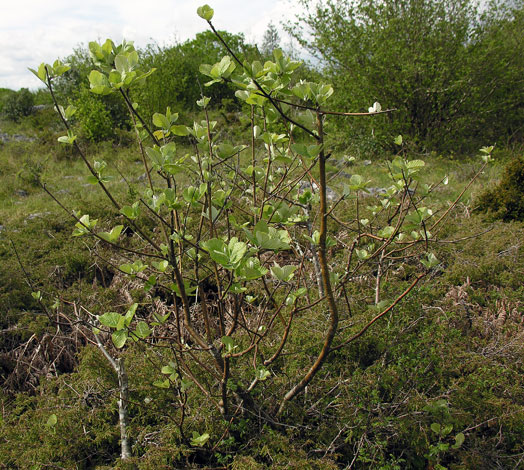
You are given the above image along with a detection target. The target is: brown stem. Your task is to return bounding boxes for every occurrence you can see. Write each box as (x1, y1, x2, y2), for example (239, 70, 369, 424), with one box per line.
(277, 111, 339, 416)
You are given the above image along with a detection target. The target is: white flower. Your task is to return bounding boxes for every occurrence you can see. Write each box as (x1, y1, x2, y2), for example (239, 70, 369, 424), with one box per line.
(368, 101, 382, 113)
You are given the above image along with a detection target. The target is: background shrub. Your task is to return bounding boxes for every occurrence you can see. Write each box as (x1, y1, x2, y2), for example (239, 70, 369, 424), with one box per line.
(476, 156, 524, 221)
(289, 0, 524, 154)
(2, 88, 34, 122)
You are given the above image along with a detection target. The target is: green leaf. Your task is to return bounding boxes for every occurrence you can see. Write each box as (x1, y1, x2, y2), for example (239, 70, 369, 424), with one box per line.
(86, 175, 99, 185)
(152, 260, 169, 272)
(190, 431, 210, 447)
(153, 379, 170, 389)
(64, 105, 76, 120)
(378, 226, 395, 238)
(421, 252, 439, 269)
(123, 303, 138, 327)
(197, 4, 214, 20)
(251, 221, 291, 251)
(394, 135, 403, 145)
(120, 260, 147, 275)
(88, 70, 112, 95)
(57, 130, 77, 145)
(170, 125, 189, 136)
(29, 63, 48, 82)
(114, 54, 129, 73)
(112, 329, 128, 348)
(99, 312, 122, 329)
(196, 96, 211, 108)
(221, 336, 237, 355)
(430, 423, 441, 434)
(134, 321, 151, 339)
(442, 424, 453, 436)
(144, 275, 157, 293)
(203, 237, 247, 269)
(356, 249, 370, 261)
(31, 291, 42, 301)
(153, 112, 171, 130)
(407, 159, 425, 170)
(161, 363, 177, 375)
(236, 256, 268, 280)
(45, 414, 57, 427)
(120, 202, 140, 219)
(52, 60, 70, 76)
(98, 225, 123, 243)
(453, 432, 465, 448)
(72, 214, 97, 236)
(271, 264, 298, 282)
(255, 367, 271, 381)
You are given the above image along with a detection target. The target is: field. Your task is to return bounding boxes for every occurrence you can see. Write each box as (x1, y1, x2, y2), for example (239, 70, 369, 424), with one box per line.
(1, 100, 523, 469)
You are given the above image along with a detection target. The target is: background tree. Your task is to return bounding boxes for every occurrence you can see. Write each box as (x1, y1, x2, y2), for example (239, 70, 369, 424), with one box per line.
(3, 88, 34, 122)
(261, 21, 281, 56)
(135, 31, 258, 118)
(287, 0, 524, 153)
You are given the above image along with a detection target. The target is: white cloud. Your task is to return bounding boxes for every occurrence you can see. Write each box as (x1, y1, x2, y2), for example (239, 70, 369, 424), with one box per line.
(0, 0, 304, 90)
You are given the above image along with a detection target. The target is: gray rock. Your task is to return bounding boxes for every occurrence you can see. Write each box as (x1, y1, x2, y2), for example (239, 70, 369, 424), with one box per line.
(326, 187, 338, 201)
(15, 189, 29, 197)
(367, 187, 387, 196)
(0, 132, 36, 143)
(298, 181, 338, 201)
(362, 159, 372, 166)
(26, 211, 52, 221)
(299, 181, 319, 191)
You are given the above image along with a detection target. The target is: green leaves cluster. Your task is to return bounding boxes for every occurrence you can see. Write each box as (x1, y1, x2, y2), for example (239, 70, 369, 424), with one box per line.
(97, 303, 150, 349)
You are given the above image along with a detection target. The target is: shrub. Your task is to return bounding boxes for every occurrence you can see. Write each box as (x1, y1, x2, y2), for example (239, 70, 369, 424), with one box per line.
(476, 156, 524, 221)
(3, 88, 34, 122)
(24, 6, 494, 467)
(72, 86, 113, 141)
(289, 0, 524, 153)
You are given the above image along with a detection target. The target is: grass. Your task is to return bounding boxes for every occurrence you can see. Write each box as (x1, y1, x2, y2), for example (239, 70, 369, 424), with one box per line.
(1, 113, 523, 469)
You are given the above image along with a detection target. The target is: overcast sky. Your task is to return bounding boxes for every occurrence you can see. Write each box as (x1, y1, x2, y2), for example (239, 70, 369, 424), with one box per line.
(0, 0, 304, 90)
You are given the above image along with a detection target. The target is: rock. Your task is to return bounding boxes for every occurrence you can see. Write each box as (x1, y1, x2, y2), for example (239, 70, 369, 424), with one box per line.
(363, 159, 372, 166)
(298, 181, 338, 201)
(0, 132, 36, 143)
(15, 189, 29, 197)
(299, 181, 319, 191)
(340, 172, 352, 179)
(26, 211, 52, 221)
(367, 187, 387, 196)
(326, 187, 338, 201)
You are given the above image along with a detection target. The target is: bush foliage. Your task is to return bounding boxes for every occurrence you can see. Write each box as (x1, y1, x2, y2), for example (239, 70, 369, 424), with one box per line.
(476, 156, 524, 221)
(2, 88, 34, 122)
(288, 0, 524, 153)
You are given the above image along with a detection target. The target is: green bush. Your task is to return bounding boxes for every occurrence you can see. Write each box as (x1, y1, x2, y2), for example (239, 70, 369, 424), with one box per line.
(476, 156, 524, 221)
(136, 31, 257, 118)
(3, 88, 34, 122)
(72, 86, 114, 141)
(289, 0, 524, 153)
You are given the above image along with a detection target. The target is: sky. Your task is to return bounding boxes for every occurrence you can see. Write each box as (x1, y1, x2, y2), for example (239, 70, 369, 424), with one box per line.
(0, 0, 304, 90)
